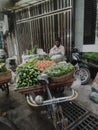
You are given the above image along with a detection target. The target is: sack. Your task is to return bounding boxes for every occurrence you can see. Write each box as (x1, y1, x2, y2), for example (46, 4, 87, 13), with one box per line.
(89, 92, 98, 104)
(92, 84, 98, 93)
(50, 54, 64, 62)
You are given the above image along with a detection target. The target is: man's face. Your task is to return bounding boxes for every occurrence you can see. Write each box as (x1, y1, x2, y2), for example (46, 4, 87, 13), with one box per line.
(55, 41, 60, 47)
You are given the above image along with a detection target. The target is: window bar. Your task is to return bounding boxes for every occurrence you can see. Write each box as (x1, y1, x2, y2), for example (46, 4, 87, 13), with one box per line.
(37, 20, 39, 47)
(49, 16, 51, 51)
(52, 15, 54, 47)
(42, 17, 45, 50)
(31, 21, 33, 45)
(32, 21, 35, 46)
(45, 16, 48, 52)
(48, 0, 51, 12)
(49, 16, 52, 51)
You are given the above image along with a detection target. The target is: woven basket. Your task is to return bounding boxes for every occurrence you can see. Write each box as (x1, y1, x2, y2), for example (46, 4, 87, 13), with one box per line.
(50, 70, 74, 87)
(0, 70, 12, 83)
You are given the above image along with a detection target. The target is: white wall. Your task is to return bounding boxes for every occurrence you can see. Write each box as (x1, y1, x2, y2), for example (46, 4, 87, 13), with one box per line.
(74, 0, 84, 52)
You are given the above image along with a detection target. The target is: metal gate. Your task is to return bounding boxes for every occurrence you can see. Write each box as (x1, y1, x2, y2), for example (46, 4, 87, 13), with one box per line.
(15, 0, 72, 62)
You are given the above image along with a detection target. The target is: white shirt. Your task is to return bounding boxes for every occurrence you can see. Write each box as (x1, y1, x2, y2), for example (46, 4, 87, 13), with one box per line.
(49, 45, 65, 57)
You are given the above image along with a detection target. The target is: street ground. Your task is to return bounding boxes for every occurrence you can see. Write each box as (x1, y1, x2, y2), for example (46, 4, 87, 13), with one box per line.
(0, 82, 98, 130)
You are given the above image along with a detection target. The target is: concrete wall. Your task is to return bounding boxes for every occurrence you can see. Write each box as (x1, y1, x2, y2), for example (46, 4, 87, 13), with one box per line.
(74, 0, 84, 52)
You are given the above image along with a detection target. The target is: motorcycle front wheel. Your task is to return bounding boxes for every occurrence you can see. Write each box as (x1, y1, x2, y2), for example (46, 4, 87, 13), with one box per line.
(75, 67, 91, 85)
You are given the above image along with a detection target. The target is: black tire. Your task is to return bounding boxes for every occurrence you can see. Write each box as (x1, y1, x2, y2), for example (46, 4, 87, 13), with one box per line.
(75, 67, 91, 85)
(0, 116, 18, 130)
(5, 83, 9, 96)
(2, 83, 9, 96)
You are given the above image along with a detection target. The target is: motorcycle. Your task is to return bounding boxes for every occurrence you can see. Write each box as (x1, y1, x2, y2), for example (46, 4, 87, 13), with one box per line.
(67, 47, 91, 85)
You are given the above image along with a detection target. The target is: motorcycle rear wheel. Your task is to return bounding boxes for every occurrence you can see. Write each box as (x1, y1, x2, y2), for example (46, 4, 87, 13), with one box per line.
(75, 67, 91, 85)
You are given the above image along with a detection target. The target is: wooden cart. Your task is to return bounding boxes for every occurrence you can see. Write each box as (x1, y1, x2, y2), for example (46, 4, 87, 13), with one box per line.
(0, 70, 12, 95)
(15, 70, 78, 130)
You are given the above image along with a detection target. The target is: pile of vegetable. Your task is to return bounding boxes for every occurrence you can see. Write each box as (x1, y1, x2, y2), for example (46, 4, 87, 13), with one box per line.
(16, 57, 55, 88)
(43, 62, 74, 77)
(35, 60, 55, 70)
(16, 66, 41, 88)
(16, 58, 74, 88)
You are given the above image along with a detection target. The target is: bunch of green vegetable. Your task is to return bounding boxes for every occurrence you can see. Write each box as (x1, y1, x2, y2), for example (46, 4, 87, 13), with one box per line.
(43, 62, 74, 77)
(16, 66, 41, 88)
(0, 63, 7, 72)
(24, 58, 38, 67)
(83, 52, 98, 60)
(26, 46, 37, 55)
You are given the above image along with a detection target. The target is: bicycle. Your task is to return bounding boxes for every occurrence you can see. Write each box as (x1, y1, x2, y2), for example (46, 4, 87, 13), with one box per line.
(26, 74, 78, 130)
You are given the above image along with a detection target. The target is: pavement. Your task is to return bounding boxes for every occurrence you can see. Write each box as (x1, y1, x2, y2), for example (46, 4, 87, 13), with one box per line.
(0, 82, 98, 130)
(76, 84, 98, 115)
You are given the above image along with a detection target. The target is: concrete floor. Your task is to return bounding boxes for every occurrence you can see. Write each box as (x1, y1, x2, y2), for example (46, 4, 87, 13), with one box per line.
(76, 84, 98, 115)
(0, 83, 98, 130)
(0, 84, 54, 130)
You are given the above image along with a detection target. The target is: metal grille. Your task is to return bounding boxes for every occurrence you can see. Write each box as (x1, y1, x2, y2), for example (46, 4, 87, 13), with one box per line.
(16, 22, 31, 59)
(60, 101, 89, 128)
(15, 0, 72, 62)
(70, 114, 98, 130)
(60, 101, 98, 130)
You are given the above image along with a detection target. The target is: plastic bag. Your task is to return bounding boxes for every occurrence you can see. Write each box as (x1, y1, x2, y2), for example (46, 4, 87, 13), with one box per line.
(89, 92, 98, 104)
(71, 77, 81, 90)
(10, 70, 16, 84)
(91, 72, 98, 93)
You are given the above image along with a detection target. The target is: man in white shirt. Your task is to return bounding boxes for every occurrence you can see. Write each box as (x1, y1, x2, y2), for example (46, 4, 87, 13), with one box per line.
(49, 37, 65, 62)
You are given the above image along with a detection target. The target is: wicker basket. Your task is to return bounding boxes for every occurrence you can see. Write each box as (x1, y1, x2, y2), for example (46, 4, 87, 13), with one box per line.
(0, 70, 12, 84)
(50, 70, 74, 87)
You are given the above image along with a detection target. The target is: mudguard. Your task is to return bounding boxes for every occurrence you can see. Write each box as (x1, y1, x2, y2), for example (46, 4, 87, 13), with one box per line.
(78, 62, 89, 69)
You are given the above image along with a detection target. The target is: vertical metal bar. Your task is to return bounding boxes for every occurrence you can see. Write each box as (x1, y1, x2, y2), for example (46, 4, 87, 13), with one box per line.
(35, 20, 37, 46)
(32, 21, 34, 46)
(49, 16, 53, 49)
(28, 7, 33, 46)
(57, 0, 59, 9)
(70, 9, 72, 55)
(42, 17, 45, 50)
(37, 19, 39, 47)
(49, 15, 51, 50)
(57, 14, 60, 37)
(38, 19, 40, 47)
(60, 0, 62, 9)
(45, 17, 48, 52)
(33, 20, 35, 46)
(61, 13, 63, 41)
(49, 0, 51, 12)
(52, 15, 54, 47)
(65, 12, 67, 54)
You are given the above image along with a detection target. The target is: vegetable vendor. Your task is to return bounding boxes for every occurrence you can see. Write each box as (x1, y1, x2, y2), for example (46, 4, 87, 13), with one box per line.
(49, 37, 65, 62)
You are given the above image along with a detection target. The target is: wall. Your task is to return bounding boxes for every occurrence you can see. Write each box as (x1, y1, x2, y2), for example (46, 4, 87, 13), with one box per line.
(74, 0, 84, 52)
